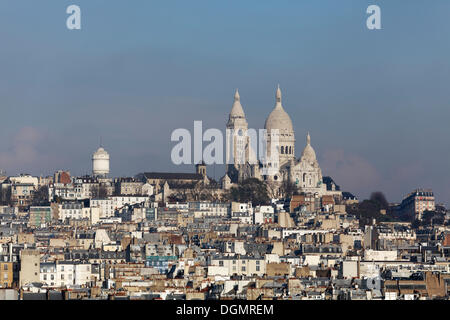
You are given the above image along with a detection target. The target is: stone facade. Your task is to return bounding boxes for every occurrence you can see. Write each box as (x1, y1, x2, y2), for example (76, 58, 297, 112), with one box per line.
(224, 86, 335, 198)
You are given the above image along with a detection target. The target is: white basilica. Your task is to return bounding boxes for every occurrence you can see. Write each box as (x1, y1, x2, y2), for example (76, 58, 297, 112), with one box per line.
(223, 86, 338, 197)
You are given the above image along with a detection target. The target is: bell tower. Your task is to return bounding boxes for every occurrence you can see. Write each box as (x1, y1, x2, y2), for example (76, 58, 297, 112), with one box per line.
(226, 89, 250, 182)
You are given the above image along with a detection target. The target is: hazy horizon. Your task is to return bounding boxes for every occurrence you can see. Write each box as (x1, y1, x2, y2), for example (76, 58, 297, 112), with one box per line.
(1, 1, 450, 205)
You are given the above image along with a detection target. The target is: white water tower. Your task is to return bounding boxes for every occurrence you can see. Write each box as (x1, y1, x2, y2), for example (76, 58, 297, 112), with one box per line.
(92, 146, 110, 177)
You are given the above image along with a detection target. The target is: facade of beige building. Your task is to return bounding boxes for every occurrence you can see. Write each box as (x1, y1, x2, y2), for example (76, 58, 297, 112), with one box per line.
(19, 249, 40, 287)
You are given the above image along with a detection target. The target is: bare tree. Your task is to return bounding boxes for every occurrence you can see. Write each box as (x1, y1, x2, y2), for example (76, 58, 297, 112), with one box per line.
(280, 179, 298, 199)
(169, 189, 188, 202)
(265, 181, 279, 199)
(0, 186, 12, 206)
(90, 185, 99, 199)
(32, 185, 50, 205)
(370, 191, 389, 209)
(226, 178, 270, 206)
(189, 181, 208, 201)
(98, 184, 108, 199)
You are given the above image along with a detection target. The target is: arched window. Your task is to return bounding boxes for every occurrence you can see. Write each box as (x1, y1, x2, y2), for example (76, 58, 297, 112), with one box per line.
(281, 146, 284, 154)
(303, 173, 306, 182)
(289, 146, 292, 154)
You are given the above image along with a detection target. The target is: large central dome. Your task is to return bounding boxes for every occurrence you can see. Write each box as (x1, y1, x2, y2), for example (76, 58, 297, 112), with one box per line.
(264, 86, 294, 133)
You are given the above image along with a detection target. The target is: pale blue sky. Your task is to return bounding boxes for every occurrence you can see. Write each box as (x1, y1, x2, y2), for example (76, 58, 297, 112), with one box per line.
(1, 1, 450, 204)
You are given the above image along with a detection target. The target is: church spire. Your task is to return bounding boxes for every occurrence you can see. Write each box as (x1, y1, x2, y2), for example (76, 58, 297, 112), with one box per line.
(227, 88, 248, 129)
(307, 132, 311, 145)
(229, 88, 245, 118)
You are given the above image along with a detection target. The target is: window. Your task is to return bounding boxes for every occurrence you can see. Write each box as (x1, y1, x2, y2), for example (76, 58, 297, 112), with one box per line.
(3, 265, 7, 270)
(256, 266, 260, 272)
(242, 266, 246, 272)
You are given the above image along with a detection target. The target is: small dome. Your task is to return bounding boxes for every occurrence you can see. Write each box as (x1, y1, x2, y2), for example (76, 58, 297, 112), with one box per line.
(93, 147, 110, 160)
(300, 133, 317, 162)
(264, 86, 294, 133)
(93, 147, 108, 156)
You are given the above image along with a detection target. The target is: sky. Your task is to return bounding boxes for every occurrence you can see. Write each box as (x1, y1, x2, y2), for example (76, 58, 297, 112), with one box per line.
(1, 0, 450, 205)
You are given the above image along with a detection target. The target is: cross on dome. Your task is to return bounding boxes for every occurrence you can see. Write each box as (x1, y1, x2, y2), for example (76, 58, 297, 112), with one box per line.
(276, 84, 282, 104)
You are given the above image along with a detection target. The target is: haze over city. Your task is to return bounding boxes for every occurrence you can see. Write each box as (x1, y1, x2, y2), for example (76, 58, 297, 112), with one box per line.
(1, 0, 450, 204)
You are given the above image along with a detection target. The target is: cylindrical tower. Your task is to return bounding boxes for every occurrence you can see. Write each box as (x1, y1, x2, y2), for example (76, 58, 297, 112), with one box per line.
(92, 147, 110, 177)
